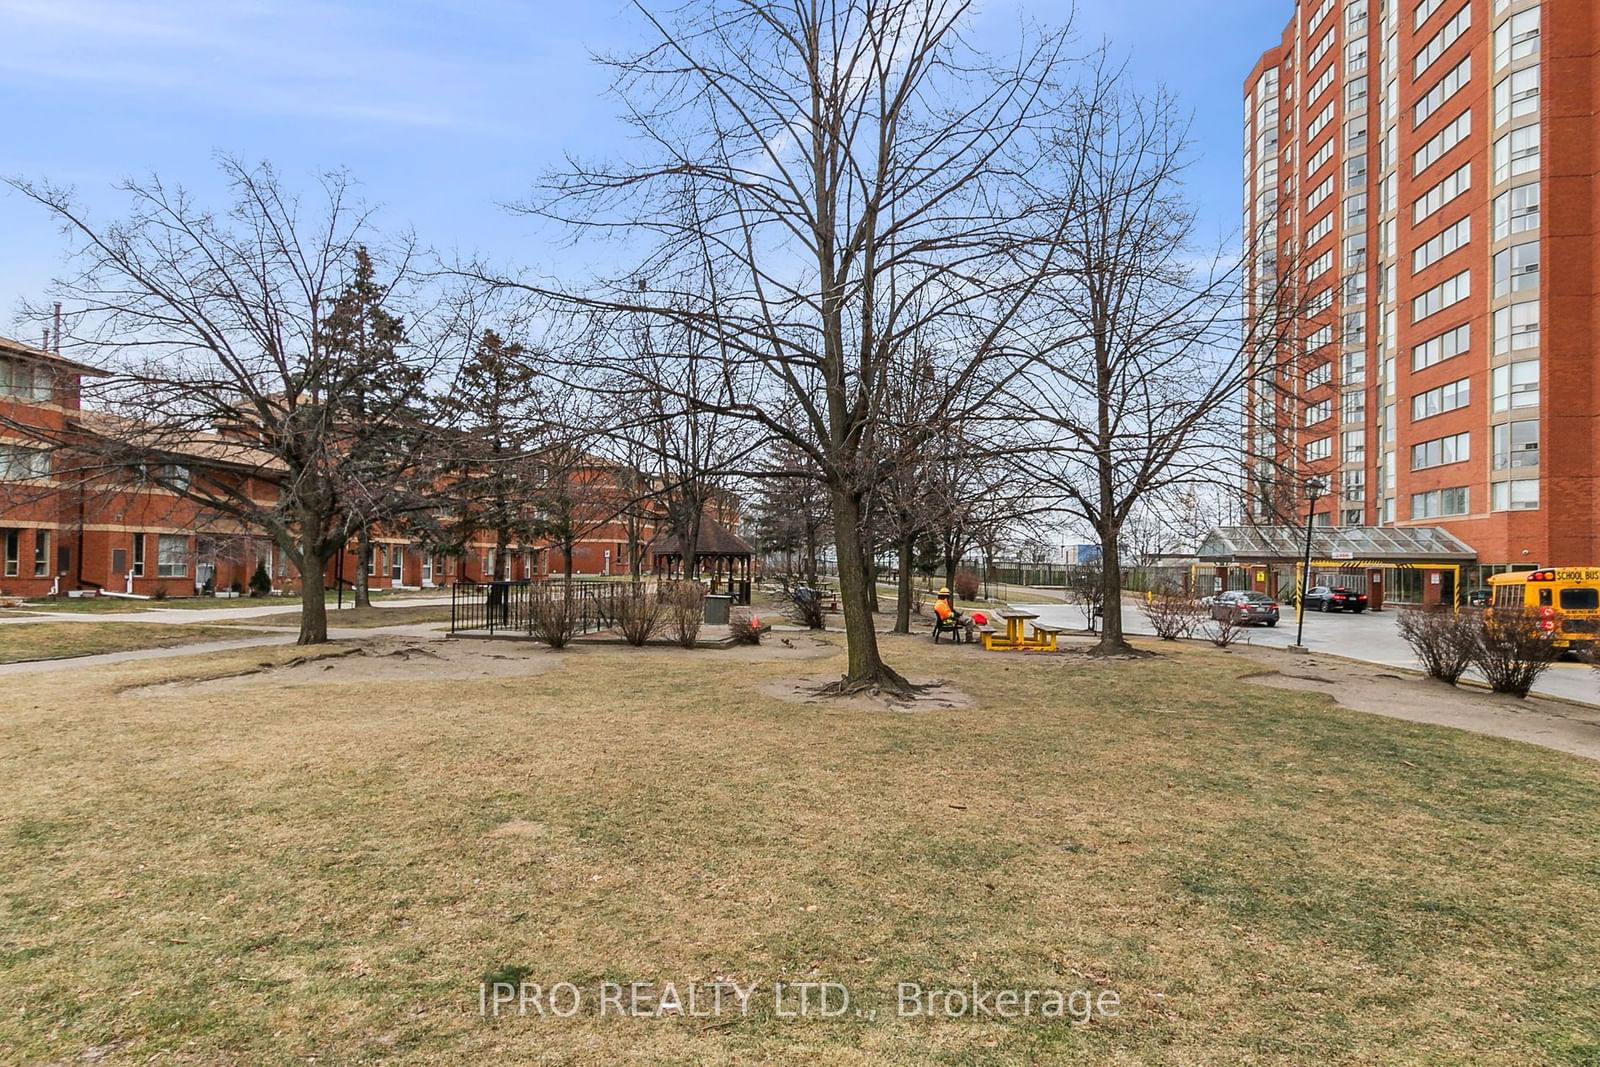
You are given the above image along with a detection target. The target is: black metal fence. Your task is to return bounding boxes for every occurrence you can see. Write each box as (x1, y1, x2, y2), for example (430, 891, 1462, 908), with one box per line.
(449, 578, 656, 637)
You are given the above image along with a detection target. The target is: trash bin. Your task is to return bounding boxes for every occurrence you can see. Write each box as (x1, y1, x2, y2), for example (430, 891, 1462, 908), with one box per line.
(704, 594, 733, 626)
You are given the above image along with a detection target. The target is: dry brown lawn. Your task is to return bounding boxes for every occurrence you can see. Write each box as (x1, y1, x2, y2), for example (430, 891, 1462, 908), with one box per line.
(0, 621, 251, 664)
(2, 632, 1598, 1064)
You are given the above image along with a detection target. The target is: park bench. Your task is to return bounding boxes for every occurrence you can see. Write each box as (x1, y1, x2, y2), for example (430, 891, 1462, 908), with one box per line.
(1028, 622, 1064, 652)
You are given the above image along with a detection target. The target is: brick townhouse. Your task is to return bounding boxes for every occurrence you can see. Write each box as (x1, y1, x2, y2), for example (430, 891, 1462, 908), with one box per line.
(2, 334, 731, 599)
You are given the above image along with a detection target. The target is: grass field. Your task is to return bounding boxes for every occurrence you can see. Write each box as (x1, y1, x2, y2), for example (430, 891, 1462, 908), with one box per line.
(0, 621, 256, 663)
(2, 633, 1598, 1063)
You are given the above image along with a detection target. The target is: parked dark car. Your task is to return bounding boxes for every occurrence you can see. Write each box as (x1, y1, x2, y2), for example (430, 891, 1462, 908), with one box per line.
(1210, 590, 1280, 626)
(1303, 585, 1369, 613)
(1466, 588, 1492, 607)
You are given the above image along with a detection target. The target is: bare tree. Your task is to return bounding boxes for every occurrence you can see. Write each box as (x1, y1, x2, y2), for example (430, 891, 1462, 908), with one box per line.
(1012, 86, 1304, 654)
(477, 0, 1091, 695)
(6, 160, 439, 643)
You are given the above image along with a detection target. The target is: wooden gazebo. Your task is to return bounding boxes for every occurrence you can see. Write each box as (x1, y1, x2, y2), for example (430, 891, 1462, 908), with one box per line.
(652, 517, 756, 605)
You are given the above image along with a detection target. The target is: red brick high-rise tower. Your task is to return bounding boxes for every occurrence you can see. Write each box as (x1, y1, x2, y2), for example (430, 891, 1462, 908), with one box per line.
(1243, 0, 1597, 572)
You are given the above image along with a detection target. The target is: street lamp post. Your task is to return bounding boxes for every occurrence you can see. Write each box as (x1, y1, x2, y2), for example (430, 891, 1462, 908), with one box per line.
(1289, 476, 1329, 653)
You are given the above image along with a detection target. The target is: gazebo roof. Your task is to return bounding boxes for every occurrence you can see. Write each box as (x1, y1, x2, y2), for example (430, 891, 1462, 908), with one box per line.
(1197, 525, 1476, 562)
(653, 516, 754, 558)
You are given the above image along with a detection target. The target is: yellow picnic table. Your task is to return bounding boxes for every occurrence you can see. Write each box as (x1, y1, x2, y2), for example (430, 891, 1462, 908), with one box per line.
(982, 608, 1059, 652)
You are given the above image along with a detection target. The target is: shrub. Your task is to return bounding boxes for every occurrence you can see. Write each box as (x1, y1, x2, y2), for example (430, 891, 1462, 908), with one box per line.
(151, 586, 168, 601)
(1474, 606, 1564, 697)
(1206, 612, 1247, 649)
(249, 561, 271, 597)
(953, 568, 980, 601)
(776, 576, 825, 630)
(614, 587, 665, 646)
(528, 585, 581, 649)
(730, 612, 764, 645)
(1142, 586, 1202, 641)
(666, 581, 706, 649)
(1396, 606, 1480, 685)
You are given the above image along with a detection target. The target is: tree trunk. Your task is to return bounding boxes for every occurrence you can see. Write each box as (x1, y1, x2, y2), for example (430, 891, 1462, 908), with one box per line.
(354, 524, 372, 608)
(823, 487, 912, 695)
(893, 531, 915, 634)
(298, 535, 328, 645)
(1096, 529, 1130, 653)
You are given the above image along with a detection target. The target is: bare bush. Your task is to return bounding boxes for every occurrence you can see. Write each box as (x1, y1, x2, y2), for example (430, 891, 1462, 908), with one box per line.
(666, 581, 707, 649)
(1142, 587, 1203, 641)
(1396, 607, 1481, 685)
(1475, 607, 1564, 697)
(774, 576, 826, 630)
(730, 611, 764, 646)
(953, 568, 980, 602)
(614, 588, 666, 647)
(529, 585, 581, 650)
(1206, 612, 1248, 649)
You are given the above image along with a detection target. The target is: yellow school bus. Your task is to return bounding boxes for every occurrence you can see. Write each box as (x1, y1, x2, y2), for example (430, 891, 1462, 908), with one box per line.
(1487, 568, 1600, 651)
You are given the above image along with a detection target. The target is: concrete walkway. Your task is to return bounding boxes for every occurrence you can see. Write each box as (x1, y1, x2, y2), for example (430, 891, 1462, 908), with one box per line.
(0, 620, 452, 676)
(0, 596, 444, 627)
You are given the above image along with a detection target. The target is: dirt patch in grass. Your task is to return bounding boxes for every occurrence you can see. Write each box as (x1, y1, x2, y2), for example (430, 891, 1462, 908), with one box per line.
(133, 635, 566, 694)
(759, 672, 972, 711)
(0, 621, 248, 663)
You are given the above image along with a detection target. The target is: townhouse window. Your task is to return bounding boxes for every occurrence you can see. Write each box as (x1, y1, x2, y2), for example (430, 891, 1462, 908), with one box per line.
(1491, 183, 1540, 240)
(33, 530, 49, 576)
(1493, 125, 1540, 183)
(0, 444, 51, 481)
(1492, 360, 1540, 411)
(1305, 399, 1332, 426)
(1306, 362, 1332, 388)
(1342, 469, 1366, 501)
(1493, 65, 1540, 127)
(1491, 479, 1539, 512)
(132, 533, 146, 577)
(1412, 269, 1470, 322)
(1493, 419, 1539, 469)
(1492, 240, 1539, 297)
(0, 359, 54, 403)
(1492, 301, 1539, 355)
(1492, 7, 1540, 71)
(3, 529, 18, 577)
(157, 534, 188, 578)
(1304, 437, 1332, 462)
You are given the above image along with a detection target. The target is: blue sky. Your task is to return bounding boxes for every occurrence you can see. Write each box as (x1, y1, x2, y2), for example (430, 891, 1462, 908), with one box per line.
(1, 0, 1291, 336)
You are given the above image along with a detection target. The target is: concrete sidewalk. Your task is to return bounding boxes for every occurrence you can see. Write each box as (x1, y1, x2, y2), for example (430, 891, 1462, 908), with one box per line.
(0, 620, 451, 676)
(0, 595, 445, 627)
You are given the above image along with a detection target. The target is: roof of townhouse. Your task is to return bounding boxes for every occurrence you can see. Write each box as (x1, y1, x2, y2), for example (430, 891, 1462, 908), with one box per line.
(72, 411, 288, 474)
(0, 335, 113, 377)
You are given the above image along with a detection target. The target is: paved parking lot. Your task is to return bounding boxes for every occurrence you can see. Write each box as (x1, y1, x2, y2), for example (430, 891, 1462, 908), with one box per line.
(1020, 596, 1600, 707)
